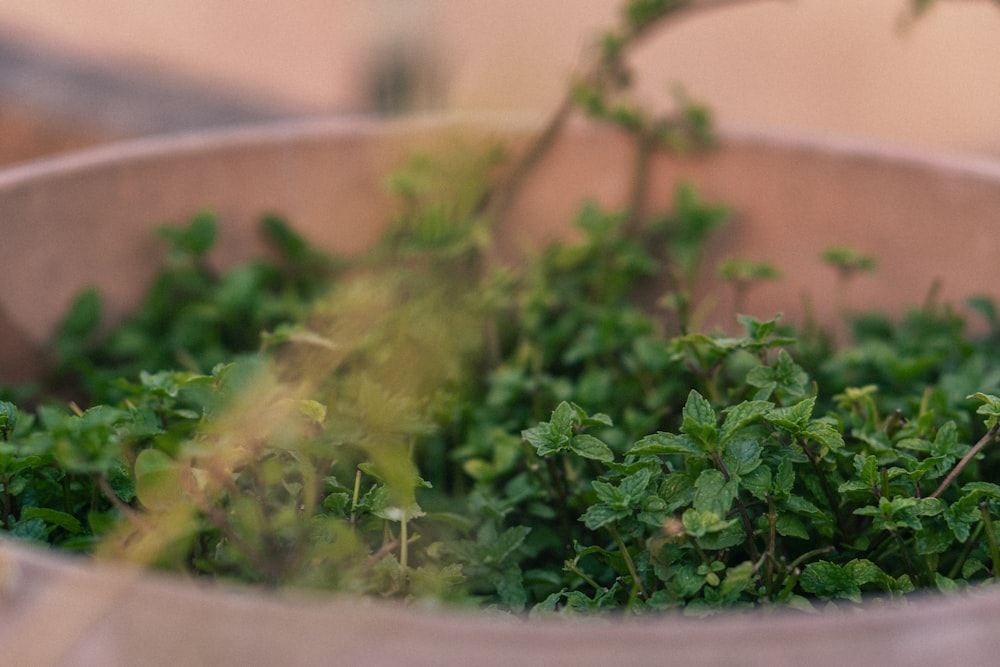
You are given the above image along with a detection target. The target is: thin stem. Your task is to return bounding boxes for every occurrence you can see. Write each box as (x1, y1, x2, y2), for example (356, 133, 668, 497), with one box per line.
(930, 421, 1000, 499)
(980, 502, 1000, 582)
(565, 558, 607, 594)
(475, 0, 783, 229)
(1, 476, 11, 531)
(785, 545, 836, 574)
(775, 546, 836, 600)
(623, 132, 655, 234)
(947, 522, 983, 580)
(800, 442, 848, 537)
(712, 452, 760, 562)
(891, 528, 918, 584)
(95, 473, 148, 532)
(201, 501, 274, 577)
(365, 539, 401, 571)
(608, 523, 647, 599)
(544, 455, 574, 542)
(350, 468, 362, 525)
(687, 533, 712, 566)
(400, 511, 409, 572)
(475, 92, 576, 224)
(765, 493, 777, 597)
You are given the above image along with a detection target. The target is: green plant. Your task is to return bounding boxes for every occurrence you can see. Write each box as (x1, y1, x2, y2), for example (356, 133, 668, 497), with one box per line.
(2, 0, 1000, 618)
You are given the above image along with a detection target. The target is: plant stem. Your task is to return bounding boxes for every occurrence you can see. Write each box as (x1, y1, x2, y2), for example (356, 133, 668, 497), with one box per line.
(880, 467, 891, 499)
(366, 539, 401, 570)
(0, 477, 10, 531)
(765, 493, 777, 597)
(350, 468, 362, 525)
(930, 421, 1000, 499)
(712, 452, 760, 561)
(800, 442, 848, 537)
(566, 558, 606, 594)
(400, 511, 409, 572)
(544, 455, 574, 542)
(608, 523, 647, 600)
(786, 545, 836, 574)
(624, 132, 655, 234)
(476, 0, 782, 228)
(95, 473, 148, 531)
(891, 528, 918, 584)
(948, 522, 983, 580)
(980, 502, 1000, 582)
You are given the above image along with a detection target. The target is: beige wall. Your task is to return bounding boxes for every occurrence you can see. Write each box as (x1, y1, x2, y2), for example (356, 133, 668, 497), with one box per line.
(0, 1, 997, 152)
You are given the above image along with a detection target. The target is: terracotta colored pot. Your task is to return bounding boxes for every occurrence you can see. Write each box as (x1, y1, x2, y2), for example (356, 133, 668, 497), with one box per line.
(2, 116, 1000, 664)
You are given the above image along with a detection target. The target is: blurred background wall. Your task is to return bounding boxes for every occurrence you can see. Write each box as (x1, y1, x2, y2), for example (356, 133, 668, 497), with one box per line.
(0, 0, 996, 164)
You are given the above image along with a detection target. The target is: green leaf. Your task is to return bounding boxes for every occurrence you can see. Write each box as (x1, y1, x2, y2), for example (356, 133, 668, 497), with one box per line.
(693, 469, 737, 517)
(969, 392, 1000, 428)
(775, 514, 809, 540)
(581, 503, 630, 530)
(784, 494, 833, 535)
(765, 397, 816, 434)
(719, 400, 772, 446)
(489, 526, 532, 564)
(931, 420, 966, 459)
(681, 508, 737, 539)
(914, 525, 953, 555)
(570, 434, 614, 462)
(721, 432, 762, 476)
(799, 560, 881, 602)
(944, 493, 981, 542)
(575, 407, 614, 429)
(660, 473, 696, 512)
(0, 402, 18, 440)
(591, 480, 627, 508)
(12, 518, 49, 541)
(522, 402, 575, 456)
(681, 390, 717, 452)
(739, 464, 771, 500)
(158, 211, 218, 257)
(369, 486, 424, 522)
(773, 457, 795, 498)
(719, 560, 755, 598)
(628, 432, 702, 457)
(913, 497, 946, 517)
(619, 467, 655, 504)
(492, 564, 528, 610)
(746, 351, 809, 400)
(844, 559, 884, 587)
(962, 481, 1000, 499)
(854, 454, 880, 487)
(261, 214, 311, 261)
(135, 449, 189, 509)
(800, 419, 844, 452)
(20, 507, 83, 533)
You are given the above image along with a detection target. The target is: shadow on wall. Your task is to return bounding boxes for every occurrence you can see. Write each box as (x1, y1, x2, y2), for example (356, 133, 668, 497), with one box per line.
(0, 34, 296, 137)
(366, 40, 445, 116)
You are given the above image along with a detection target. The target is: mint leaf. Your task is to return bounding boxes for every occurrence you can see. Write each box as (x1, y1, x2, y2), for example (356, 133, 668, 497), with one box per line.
(681, 390, 717, 452)
(570, 434, 615, 462)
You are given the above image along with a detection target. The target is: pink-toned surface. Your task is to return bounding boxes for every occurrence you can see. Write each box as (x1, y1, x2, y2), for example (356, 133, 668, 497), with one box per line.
(0, 1, 997, 152)
(2, 535, 1000, 665)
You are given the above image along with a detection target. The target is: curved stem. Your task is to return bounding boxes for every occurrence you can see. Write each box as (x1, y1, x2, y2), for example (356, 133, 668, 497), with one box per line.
(930, 421, 1000, 499)
(477, 0, 783, 227)
(608, 523, 647, 600)
(712, 451, 760, 561)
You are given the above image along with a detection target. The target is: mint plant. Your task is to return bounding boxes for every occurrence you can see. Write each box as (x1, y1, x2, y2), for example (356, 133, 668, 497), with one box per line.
(2, 0, 1000, 618)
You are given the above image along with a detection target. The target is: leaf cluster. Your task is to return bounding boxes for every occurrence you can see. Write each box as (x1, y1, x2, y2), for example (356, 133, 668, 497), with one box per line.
(2, 0, 1000, 618)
